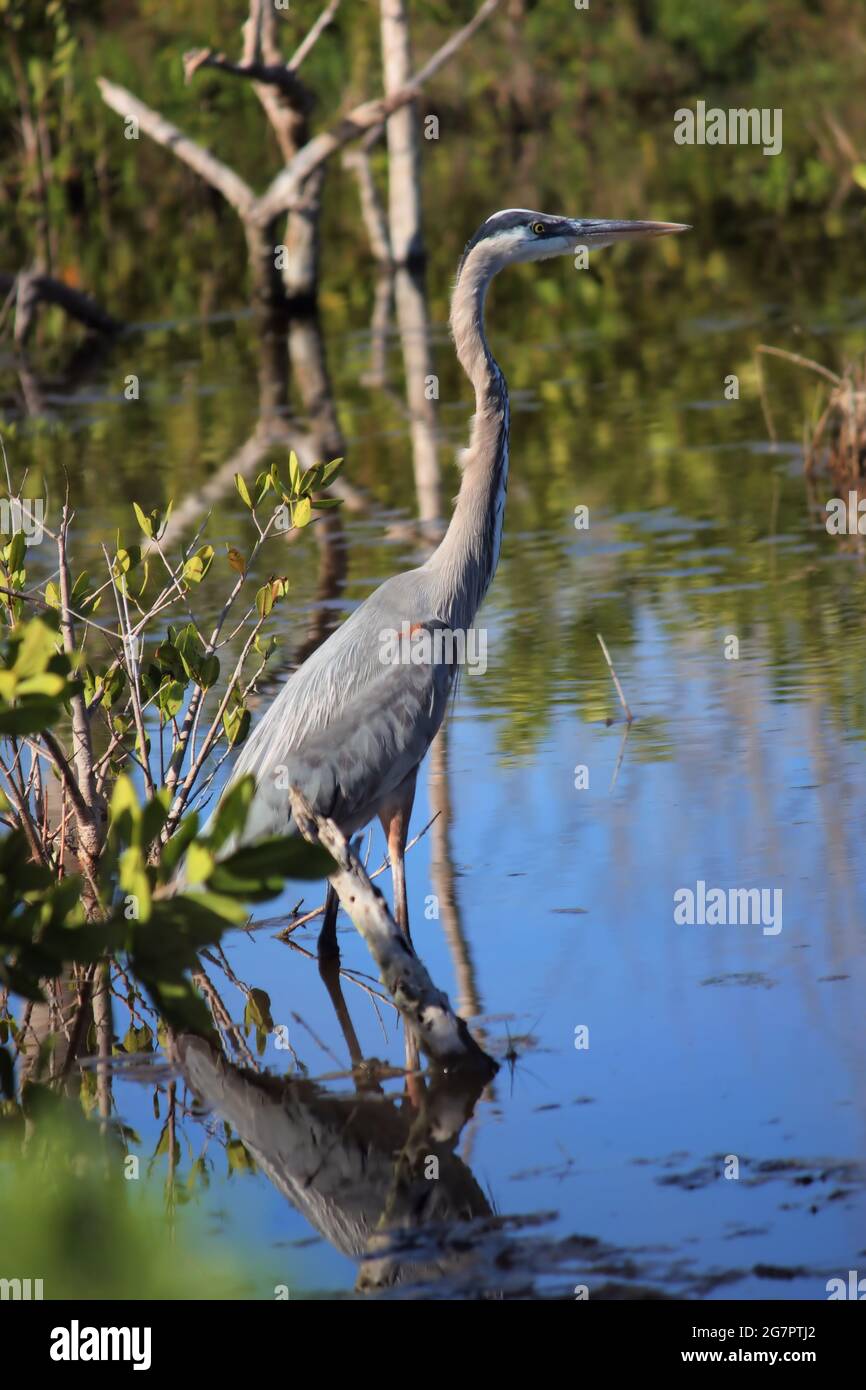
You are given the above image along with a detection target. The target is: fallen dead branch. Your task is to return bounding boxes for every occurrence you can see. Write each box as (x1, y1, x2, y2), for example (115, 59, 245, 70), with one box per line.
(288, 788, 496, 1075)
(0, 269, 121, 347)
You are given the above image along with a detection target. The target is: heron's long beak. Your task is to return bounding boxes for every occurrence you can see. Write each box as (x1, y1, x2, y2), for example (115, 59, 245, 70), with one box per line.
(574, 219, 691, 246)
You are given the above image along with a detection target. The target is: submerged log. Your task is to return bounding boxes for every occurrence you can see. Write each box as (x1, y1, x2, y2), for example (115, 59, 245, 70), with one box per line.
(0, 269, 121, 347)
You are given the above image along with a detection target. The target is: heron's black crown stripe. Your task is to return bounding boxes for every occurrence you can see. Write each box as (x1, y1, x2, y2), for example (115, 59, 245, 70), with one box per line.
(457, 211, 574, 279)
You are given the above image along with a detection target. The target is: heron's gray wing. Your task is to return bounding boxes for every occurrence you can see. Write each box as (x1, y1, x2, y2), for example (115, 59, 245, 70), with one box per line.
(223, 567, 439, 821)
(249, 620, 456, 838)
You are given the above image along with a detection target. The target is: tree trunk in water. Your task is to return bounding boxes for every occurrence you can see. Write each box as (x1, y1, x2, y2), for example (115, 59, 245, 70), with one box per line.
(394, 266, 441, 525)
(280, 170, 325, 308)
(380, 0, 424, 267)
(244, 218, 290, 421)
(288, 309, 344, 460)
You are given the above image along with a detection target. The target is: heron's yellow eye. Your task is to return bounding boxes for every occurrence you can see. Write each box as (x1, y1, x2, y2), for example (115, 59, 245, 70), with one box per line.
(531, 221, 545, 235)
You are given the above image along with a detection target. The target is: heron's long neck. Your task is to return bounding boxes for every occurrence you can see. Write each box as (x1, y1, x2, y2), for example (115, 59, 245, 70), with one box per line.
(427, 255, 510, 630)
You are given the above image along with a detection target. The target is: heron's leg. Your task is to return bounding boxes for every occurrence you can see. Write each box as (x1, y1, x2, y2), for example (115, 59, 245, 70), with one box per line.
(379, 772, 420, 1084)
(317, 883, 340, 963)
(314, 885, 370, 1090)
(316, 880, 380, 1092)
(391, 836, 410, 946)
(379, 770, 417, 947)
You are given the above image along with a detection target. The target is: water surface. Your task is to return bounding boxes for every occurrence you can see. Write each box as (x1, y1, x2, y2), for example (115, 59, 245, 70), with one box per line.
(6, 129, 866, 1299)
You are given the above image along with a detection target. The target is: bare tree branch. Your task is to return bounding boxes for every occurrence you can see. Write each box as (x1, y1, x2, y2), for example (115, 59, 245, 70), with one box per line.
(287, 0, 342, 72)
(40, 728, 94, 828)
(289, 789, 496, 1074)
(181, 49, 312, 107)
(98, 0, 499, 236)
(256, 0, 500, 223)
(0, 270, 120, 346)
(342, 149, 392, 265)
(58, 504, 103, 872)
(380, 0, 423, 266)
(96, 77, 257, 219)
(102, 544, 155, 801)
(163, 613, 267, 839)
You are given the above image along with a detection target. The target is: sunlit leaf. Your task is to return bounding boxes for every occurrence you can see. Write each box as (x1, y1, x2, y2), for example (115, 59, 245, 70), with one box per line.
(204, 775, 255, 853)
(235, 474, 253, 509)
(183, 545, 214, 585)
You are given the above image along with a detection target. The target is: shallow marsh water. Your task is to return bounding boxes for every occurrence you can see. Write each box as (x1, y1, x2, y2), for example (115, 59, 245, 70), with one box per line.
(5, 121, 866, 1297)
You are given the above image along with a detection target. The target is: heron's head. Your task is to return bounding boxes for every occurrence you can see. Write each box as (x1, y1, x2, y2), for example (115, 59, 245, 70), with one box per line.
(457, 209, 689, 281)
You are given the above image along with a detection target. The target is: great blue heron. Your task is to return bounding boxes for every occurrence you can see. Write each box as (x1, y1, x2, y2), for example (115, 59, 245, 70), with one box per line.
(210, 210, 687, 966)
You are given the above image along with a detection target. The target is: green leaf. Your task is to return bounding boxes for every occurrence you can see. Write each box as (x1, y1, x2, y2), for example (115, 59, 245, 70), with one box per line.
(320, 457, 344, 484)
(103, 665, 126, 706)
(298, 464, 321, 496)
(204, 775, 255, 852)
(5, 531, 26, 573)
(140, 789, 170, 851)
(157, 678, 185, 722)
(132, 502, 153, 538)
(222, 702, 250, 748)
(173, 624, 206, 683)
(181, 889, 249, 925)
(0, 699, 64, 736)
(184, 843, 215, 886)
(235, 474, 253, 509)
(226, 1139, 256, 1175)
(183, 545, 214, 585)
(122, 1024, 153, 1055)
(118, 846, 152, 922)
(154, 640, 186, 683)
(109, 773, 140, 838)
(13, 616, 61, 680)
(112, 545, 141, 581)
(158, 811, 200, 880)
(71, 571, 92, 601)
(210, 835, 336, 898)
(108, 773, 144, 856)
(197, 654, 219, 689)
(244, 988, 273, 1033)
(15, 672, 66, 698)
